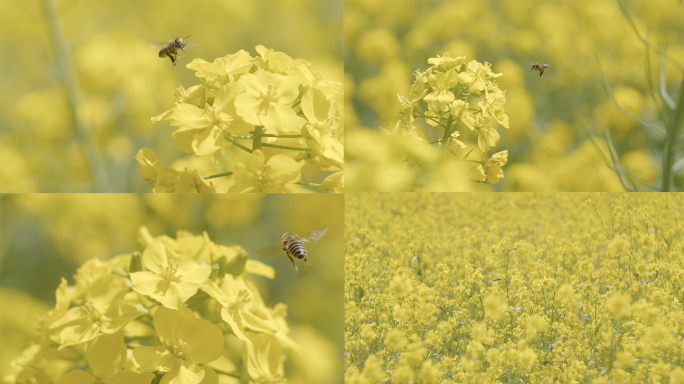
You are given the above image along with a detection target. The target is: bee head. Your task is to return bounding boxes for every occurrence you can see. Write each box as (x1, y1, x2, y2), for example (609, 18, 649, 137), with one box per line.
(282, 233, 297, 243)
(175, 36, 190, 51)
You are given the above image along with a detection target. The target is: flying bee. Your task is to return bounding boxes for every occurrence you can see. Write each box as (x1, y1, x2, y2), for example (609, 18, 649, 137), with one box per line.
(530, 63, 550, 77)
(149, 36, 198, 67)
(256, 226, 329, 272)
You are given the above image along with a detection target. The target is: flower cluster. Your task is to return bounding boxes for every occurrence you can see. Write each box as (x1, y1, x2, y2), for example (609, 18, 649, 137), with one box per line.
(3, 227, 299, 384)
(345, 193, 684, 383)
(386, 53, 510, 185)
(137, 46, 344, 193)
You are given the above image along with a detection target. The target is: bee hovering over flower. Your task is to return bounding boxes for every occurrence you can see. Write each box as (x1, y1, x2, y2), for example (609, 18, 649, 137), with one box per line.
(530, 63, 550, 77)
(256, 226, 329, 273)
(149, 35, 198, 67)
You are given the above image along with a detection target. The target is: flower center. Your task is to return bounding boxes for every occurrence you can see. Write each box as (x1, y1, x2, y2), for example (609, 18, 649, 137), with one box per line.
(261, 84, 280, 103)
(206, 105, 222, 125)
(165, 339, 189, 359)
(312, 71, 323, 86)
(158, 259, 183, 284)
(80, 301, 102, 325)
(228, 289, 251, 311)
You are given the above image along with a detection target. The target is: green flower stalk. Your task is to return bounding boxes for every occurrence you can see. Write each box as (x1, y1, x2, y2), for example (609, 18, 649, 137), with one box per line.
(384, 53, 510, 185)
(137, 46, 344, 193)
(4, 228, 300, 384)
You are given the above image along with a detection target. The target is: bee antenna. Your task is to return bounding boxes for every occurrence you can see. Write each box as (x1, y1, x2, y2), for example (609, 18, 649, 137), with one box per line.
(185, 35, 191, 39)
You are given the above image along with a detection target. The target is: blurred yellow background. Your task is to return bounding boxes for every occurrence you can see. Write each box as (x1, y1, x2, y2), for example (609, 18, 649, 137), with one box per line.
(0, 193, 344, 384)
(345, 0, 684, 191)
(0, 0, 343, 192)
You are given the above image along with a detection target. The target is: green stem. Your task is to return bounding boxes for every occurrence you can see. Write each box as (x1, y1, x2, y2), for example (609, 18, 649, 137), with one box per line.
(226, 133, 253, 140)
(662, 75, 684, 191)
(261, 143, 312, 151)
(439, 115, 455, 154)
(253, 126, 263, 151)
(225, 136, 252, 153)
(43, 0, 109, 192)
(203, 172, 233, 180)
(260, 133, 303, 138)
(291, 182, 322, 188)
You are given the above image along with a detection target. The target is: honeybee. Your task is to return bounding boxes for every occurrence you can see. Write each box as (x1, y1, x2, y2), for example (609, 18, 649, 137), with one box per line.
(256, 226, 329, 272)
(530, 63, 550, 77)
(149, 36, 198, 67)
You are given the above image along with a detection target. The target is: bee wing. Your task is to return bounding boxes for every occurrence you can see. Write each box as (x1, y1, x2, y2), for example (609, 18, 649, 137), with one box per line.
(185, 43, 199, 48)
(300, 226, 329, 244)
(148, 43, 166, 49)
(256, 243, 283, 258)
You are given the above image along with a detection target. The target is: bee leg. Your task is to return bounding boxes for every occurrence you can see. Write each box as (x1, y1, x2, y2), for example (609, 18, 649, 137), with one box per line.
(286, 253, 298, 273)
(169, 54, 177, 67)
(539, 69, 544, 77)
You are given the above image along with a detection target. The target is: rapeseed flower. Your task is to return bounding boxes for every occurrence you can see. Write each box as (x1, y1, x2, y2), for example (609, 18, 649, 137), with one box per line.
(228, 149, 304, 193)
(132, 306, 223, 384)
(130, 241, 212, 310)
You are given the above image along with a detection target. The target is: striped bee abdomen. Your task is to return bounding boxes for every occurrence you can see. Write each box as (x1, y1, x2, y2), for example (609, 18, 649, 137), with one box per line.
(286, 241, 307, 260)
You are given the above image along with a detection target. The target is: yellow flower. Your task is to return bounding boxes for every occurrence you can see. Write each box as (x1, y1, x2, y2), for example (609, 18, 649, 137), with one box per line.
(173, 168, 217, 193)
(136, 147, 179, 192)
(607, 235, 630, 255)
(389, 274, 413, 298)
(228, 149, 303, 193)
(165, 83, 254, 157)
(130, 241, 212, 310)
(361, 355, 386, 382)
(483, 293, 507, 321)
(605, 292, 631, 320)
(478, 127, 500, 152)
(321, 171, 344, 193)
(49, 274, 145, 347)
(302, 124, 343, 169)
(185, 49, 253, 86)
(132, 306, 223, 384)
(241, 332, 285, 383)
(82, 332, 155, 384)
(517, 348, 537, 369)
(235, 71, 305, 135)
(385, 329, 406, 351)
(419, 360, 441, 383)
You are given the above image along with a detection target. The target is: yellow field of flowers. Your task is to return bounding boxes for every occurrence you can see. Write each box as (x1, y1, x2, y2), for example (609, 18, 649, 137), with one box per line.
(345, 0, 684, 191)
(345, 193, 684, 383)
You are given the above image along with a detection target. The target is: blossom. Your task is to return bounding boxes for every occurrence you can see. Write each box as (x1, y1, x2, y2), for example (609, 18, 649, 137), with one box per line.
(228, 149, 303, 193)
(164, 82, 254, 158)
(132, 306, 223, 384)
(235, 71, 306, 135)
(49, 274, 145, 347)
(136, 147, 179, 192)
(130, 241, 212, 309)
(321, 171, 344, 193)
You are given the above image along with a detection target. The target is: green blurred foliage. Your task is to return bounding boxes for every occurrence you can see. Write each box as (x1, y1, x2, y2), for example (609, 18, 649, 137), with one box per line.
(0, 0, 343, 192)
(0, 193, 344, 384)
(345, 0, 684, 191)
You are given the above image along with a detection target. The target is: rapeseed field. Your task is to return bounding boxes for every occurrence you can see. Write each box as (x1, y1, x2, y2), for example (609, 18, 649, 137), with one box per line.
(345, 193, 684, 383)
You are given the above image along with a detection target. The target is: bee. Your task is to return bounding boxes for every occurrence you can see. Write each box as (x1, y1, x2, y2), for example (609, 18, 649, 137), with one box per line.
(149, 36, 198, 67)
(530, 63, 550, 77)
(256, 226, 329, 272)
